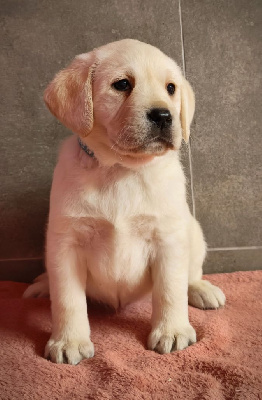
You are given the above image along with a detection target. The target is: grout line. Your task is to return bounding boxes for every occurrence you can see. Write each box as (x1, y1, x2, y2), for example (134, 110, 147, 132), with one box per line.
(0, 247, 261, 263)
(178, 0, 186, 77)
(178, 0, 196, 218)
(187, 140, 196, 217)
(208, 246, 262, 252)
(0, 256, 43, 262)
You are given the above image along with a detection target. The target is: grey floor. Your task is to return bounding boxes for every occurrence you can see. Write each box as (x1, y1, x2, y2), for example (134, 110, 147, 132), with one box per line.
(1, 0, 261, 282)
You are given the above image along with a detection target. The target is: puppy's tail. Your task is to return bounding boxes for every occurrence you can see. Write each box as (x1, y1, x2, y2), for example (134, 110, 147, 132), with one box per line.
(23, 272, 50, 298)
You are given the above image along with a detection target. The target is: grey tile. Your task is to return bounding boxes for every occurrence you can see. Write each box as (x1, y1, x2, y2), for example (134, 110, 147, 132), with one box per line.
(182, 0, 262, 247)
(1, 0, 191, 260)
(204, 248, 262, 274)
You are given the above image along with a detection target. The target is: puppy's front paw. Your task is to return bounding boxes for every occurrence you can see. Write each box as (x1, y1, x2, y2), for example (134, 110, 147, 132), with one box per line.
(147, 323, 196, 354)
(45, 337, 95, 365)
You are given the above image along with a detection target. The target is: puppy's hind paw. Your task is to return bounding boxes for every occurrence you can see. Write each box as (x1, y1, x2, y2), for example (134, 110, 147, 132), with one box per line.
(23, 274, 49, 298)
(188, 280, 226, 309)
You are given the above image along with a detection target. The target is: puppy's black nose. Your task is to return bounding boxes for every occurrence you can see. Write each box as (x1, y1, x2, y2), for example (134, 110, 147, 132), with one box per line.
(147, 108, 172, 129)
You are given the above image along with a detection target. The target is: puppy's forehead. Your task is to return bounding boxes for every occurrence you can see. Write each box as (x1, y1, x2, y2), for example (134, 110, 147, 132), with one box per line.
(94, 40, 183, 83)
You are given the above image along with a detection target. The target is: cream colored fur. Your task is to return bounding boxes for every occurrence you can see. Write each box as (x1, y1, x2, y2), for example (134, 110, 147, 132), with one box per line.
(23, 39, 225, 364)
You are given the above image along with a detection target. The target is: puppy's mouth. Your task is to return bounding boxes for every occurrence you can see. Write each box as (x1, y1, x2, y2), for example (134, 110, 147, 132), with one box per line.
(112, 137, 175, 157)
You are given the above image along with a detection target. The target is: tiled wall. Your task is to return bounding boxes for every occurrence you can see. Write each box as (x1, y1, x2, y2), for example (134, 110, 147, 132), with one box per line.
(1, 0, 261, 282)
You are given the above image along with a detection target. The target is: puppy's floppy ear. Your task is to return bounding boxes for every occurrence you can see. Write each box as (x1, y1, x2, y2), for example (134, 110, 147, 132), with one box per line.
(44, 52, 96, 137)
(180, 77, 195, 143)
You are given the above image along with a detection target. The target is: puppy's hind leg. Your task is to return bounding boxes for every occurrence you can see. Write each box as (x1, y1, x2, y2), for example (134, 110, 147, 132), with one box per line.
(23, 273, 50, 298)
(188, 217, 226, 309)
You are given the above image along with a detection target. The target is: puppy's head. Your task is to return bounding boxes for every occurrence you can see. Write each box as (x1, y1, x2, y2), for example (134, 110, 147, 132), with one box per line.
(44, 39, 195, 167)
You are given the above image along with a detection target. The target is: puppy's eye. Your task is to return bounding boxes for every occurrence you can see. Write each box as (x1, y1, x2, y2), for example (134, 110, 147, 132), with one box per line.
(112, 79, 132, 92)
(167, 83, 175, 95)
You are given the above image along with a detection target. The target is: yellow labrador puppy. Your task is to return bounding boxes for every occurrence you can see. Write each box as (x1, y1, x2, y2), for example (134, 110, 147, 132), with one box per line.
(24, 39, 225, 364)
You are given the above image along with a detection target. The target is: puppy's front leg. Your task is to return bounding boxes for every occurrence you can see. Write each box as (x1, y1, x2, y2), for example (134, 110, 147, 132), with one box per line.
(45, 238, 94, 364)
(148, 236, 196, 354)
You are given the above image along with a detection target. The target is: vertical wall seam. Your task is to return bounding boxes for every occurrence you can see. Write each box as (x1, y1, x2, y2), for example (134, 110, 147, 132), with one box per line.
(178, 0, 196, 218)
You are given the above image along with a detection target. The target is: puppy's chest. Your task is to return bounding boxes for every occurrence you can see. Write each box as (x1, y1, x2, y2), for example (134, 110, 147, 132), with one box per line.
(70, 169, 181, 270)
(73, 173, 179, 254)
(75, 180, 163, 251)
(73, 214, 155, 302)
(75, 214, 156, 253)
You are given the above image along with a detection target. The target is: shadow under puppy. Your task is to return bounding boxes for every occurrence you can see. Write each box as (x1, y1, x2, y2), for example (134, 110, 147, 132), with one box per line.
(24, 39, 225, 364)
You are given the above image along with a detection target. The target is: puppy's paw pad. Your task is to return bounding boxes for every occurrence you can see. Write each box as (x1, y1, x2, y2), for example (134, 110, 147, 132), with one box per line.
(148, 324, 196, 354)
(45, 338, 95, 364)
(188, 280, 226, 309)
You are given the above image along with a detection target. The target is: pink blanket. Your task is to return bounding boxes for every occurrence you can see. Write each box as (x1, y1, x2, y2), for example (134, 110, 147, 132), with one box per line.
(0, 271, 261, 399)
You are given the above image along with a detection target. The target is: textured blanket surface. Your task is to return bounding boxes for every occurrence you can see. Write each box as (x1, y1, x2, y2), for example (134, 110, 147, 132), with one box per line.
(0, 271, 261, 400)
